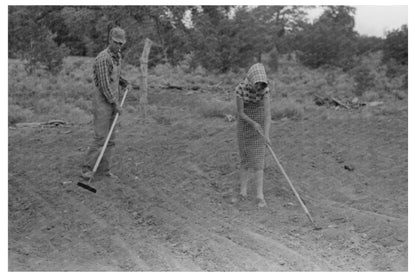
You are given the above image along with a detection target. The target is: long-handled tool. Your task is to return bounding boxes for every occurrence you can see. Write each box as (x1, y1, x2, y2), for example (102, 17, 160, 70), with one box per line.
(77, 88, 130, 193)
(258, 131, 320, 229)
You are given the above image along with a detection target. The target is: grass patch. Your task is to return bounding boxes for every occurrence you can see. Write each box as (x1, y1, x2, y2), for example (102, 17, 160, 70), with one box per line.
(197, 98, 234, 118)
(9, 104, 35, 125)
(271, 98, 304, 121)
(9, 53, 407, 126)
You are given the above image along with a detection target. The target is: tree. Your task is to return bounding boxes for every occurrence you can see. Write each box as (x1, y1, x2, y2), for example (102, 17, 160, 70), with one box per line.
(189, 5, 309, 72)
(8, 6, 70, 73)
(98, 6, 191, 67)
(355, 35, 384, 56)
(189, 6, 239, 72)
(57, 6, 109, 56)
(251, 5, 310, 71)
(292, 6, 358, 70)
(383, 24, 408, 65)
(382, 24, 407, 79)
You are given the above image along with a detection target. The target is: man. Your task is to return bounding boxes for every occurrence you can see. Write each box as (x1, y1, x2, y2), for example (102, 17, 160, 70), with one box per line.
(81, 27, 130, 180)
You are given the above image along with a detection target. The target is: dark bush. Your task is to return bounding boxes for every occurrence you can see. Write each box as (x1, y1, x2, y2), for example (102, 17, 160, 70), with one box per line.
(24, 32, 70, 74)
(350, 65, 374, 96)
(382, 25, 407, 66)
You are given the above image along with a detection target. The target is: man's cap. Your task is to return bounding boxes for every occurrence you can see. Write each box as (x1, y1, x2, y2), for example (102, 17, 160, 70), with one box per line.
(110, 27, 126, 44)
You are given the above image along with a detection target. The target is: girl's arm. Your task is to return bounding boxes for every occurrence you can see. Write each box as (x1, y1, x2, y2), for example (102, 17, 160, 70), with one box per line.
(264, 93, 271, 141)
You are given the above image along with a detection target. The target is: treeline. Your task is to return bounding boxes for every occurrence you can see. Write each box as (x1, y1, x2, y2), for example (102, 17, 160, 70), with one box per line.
(8, 5, 407, 74)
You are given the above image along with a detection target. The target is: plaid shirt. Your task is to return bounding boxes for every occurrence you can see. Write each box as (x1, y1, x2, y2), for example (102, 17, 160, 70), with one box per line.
(93, 48, 122, 104)
(235, 63, 269, 103)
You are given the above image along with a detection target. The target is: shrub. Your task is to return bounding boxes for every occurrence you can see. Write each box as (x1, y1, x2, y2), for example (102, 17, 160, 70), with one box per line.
(333, 73, 354, 96)
(152, 63, 173, 77)
(35, 98, 59, 114)
(382, 25, 408, 66)
(194, 65, 207, 77)
(66, 106, 91, 124)
(24, 32, 70, 74)
(198, 99, 234, 118)
(125, 105, 137, 114)
(350, 65, 375, 96)
(401, 73, 408, 90)
(9, 104, 35, 125)
(74, 98, 92, 112)
(271, 98, 304, 121)
(46, 103, 91, 124)
(362, 90, 380, 102)
(385, 60, 407, 79)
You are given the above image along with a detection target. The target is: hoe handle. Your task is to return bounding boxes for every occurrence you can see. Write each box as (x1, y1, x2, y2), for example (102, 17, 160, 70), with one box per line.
(258, 131, 315, 224)
(92, 88, 130, 174)
(266, 143, 315, 224)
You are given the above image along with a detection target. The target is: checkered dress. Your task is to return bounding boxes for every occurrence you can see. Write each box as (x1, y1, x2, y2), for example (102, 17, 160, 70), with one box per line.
(237, 102, 266, 170)
(236, 63, 269, 170)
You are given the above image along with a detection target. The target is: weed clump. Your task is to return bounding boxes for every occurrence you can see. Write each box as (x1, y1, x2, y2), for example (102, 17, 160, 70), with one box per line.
(271, 99, 304, 121)
(198, 99, 234, 118)
(9, 104, 35, 125)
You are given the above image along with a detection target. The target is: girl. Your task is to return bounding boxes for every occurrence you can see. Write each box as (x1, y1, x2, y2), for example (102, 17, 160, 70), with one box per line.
(235, 63, 271, 207)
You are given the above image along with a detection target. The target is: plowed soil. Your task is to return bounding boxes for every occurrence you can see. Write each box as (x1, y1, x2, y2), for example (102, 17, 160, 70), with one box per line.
(8, 89, 408, 271)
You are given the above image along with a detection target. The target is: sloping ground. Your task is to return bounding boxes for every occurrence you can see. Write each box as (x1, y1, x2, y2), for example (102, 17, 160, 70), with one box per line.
(8, 89, 407, 271)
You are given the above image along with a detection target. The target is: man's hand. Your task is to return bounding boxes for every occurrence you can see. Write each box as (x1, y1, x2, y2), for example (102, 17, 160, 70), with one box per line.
(119, 77, 129, 89)
(113, 102, 123, 115)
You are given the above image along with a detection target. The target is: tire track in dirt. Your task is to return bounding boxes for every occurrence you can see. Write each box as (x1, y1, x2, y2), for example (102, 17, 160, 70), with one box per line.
(63, 192, 152, 270)
(158, 133, 340, 270)
(112, 133, 334, 272)
(154, 179, 335, 271)
(10, 178, 150, 270)
(91, 174, 274, 270)
(76, 129, 283, 271)
(180, 113, 406, 270)
(301, 190, 407, 225)
(8, 128, 154, 270)
(68, 179, 203, 271)
(70, 190, 200, 270)
(8, 94, 408, 271)
(112, 113, 348, 270)
(10, 154, 159, 270)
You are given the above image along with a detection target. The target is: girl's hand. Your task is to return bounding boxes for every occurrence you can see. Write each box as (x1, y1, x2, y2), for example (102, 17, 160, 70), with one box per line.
(253, 122, 263, 134)
(265, 135, 271, 146)
(265, 130, 271, 145)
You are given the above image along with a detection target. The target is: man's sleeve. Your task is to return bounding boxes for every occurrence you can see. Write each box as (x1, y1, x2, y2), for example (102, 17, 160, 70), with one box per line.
(95, 55, 116, 104)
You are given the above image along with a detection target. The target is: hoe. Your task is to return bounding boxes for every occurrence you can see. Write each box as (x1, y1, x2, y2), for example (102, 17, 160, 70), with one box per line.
(259, 131, 321, 230)
(77, 88, 130, 193)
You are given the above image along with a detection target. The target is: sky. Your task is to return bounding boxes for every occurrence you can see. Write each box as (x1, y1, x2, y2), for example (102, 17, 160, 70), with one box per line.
(308, 5, 408, 37)
(354, 6, 408, 37)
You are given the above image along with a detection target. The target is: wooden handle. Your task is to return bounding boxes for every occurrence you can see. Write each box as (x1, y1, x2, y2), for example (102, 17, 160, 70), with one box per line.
(257, 130, 315, 224)
(266, 144, 315, 224)
(92, 88, 129, 174)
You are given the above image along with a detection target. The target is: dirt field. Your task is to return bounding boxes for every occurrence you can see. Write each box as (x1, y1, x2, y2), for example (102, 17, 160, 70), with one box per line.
(8, 89, 408, 271)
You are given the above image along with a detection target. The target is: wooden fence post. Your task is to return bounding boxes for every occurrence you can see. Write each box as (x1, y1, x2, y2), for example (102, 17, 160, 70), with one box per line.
(139, 38, 153, 121)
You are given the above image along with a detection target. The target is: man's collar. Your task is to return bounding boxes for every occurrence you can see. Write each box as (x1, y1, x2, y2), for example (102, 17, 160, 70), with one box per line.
(106, 47, 119, 59)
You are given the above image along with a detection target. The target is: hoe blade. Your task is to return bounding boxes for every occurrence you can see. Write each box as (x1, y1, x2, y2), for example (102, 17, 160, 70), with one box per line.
(76, 181, 97, 193)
